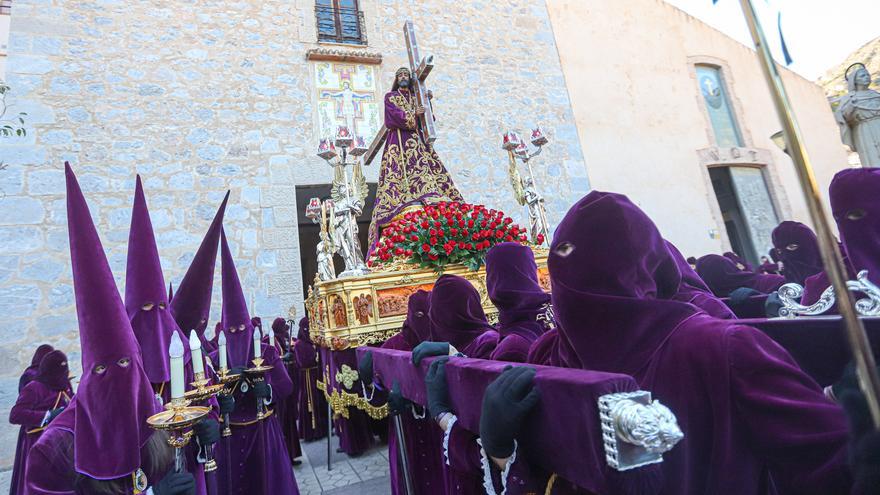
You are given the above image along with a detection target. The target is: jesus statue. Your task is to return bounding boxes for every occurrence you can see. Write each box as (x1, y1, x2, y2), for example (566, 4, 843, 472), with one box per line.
(366, 67, 464, 255)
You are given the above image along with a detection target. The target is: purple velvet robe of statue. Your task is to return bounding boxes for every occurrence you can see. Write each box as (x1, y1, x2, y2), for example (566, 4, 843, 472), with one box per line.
(9, 381, 70, 495)
(366, 89, 464, 253)
(210, 344, 298, 495)
(294, 336, 328, 441)
(547, 191, 851, 494)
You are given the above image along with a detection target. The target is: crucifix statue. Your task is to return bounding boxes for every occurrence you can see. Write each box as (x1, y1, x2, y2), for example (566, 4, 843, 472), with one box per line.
(362, 20, 464, 257)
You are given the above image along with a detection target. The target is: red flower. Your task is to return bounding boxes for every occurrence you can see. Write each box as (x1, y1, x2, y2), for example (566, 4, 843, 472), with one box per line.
(421, 221, 430, 228)
(411, 235, 419, 242)
(480, 220, 488, 228)
(430, 236, 438, 246)
(430, 228, 437, 236)
(465, 243, 473, 249)
(394, 247, 404, 255)
(428, 254, 439, 261)
(504, 217, 513, 225)
(405, 249, 413, 256)
(434, 221, 442, 229)
(450, 227, 458, 236)
(458, 241, 466, 249)
(422, 244, 431, 253)
(536, 234, 545, 245)
(467, 219, 475, 228)
(505, 235, 513, 242)
(446, 217, 454, 226)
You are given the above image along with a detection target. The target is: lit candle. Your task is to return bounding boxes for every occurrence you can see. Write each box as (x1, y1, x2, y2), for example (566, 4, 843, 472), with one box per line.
(253, 327, 262, 360)
(169, 332, 185, 399)
(218, 330, 227, 371)
(189, 330, 204, 377)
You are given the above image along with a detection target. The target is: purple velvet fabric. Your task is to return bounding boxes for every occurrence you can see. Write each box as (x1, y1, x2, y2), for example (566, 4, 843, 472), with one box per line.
(272, 318, 303, 462)
(429, 274, 499, 357)
(9, 361, 71, 495)
(831, 168, 880, 282)
(169, 191, 228, 344)
(723, 251, 754, 271)
(380, 292, 446, 495)
(60, 163, 160, 480)
(772, 221, 824, 285)
(486, 243, 552, 362)
(219, 228, 257, 368)
(294, 317, 328, 441)
(666, 242, 736, 319)
(547, 191, 851, 494)
(322, 347, 374, 456)
(19, 344, 54, 392)
(363, 348, 644, 494)
(126, 176, 191, 385)
(366, 87, 464, 254)
(696, 254, 785, 297)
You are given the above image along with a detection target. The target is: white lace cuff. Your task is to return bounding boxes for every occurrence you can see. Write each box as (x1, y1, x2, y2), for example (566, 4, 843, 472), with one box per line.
(442, 414, 458, 466)
(478, 438, 517, 495)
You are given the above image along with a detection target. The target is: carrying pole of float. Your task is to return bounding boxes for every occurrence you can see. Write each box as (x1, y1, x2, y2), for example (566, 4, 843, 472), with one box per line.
(393, 414, 416, 495)
(327, 399, 333, 470)
(736, 0, 880, 426)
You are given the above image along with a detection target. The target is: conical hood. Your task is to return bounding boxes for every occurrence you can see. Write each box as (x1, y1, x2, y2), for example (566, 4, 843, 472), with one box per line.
(125, 176, 190, 384)
(169, 191, 229, 339)
(65, 162, 158, 479)
(220, 228, 255, 367)
(168, 282, 174, 301)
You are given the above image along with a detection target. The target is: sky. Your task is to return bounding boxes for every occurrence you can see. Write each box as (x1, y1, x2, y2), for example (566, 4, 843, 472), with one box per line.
(664, 0, 880, 81)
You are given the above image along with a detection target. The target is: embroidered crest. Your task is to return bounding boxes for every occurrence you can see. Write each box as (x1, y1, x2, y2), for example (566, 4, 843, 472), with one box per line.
(336, 364, 359, 390)
(132, 468, 148, 494)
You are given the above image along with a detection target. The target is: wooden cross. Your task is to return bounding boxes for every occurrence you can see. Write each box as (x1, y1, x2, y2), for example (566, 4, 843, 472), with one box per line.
(364, 20, 436, 165)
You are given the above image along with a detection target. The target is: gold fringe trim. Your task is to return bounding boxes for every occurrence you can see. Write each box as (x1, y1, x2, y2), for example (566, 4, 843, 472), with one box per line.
(316, 379, 389, 420)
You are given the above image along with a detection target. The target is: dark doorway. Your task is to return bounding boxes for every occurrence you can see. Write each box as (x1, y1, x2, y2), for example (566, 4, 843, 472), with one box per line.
(296, 183, 377, 293)
(708, 167, 757, 264)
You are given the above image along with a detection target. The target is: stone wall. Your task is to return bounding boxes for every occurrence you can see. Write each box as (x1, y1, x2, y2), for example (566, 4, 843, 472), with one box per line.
(0, 0, 586, 466)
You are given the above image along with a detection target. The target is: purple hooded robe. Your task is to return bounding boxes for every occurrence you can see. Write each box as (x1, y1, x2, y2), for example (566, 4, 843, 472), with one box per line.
(294, 316, 329, 441)
(209, 229, 298, 495)
(831, 168, 880, 283)
(772, 221, 824, 286)
(696, 253, 785, 297)
(9, 350, 72, 495)
(26, 164, 163, 495)
(272, 317, 303, 462)
(380, 290, 447, 495)
(485, 243, 552, 362)
(18, 344, 54, 393)
(666, 242, 736, 319)
(546, 191, 851, 494)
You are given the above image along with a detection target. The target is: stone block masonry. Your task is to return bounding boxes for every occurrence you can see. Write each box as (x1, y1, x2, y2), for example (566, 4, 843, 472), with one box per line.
(0, 0, 588, 468)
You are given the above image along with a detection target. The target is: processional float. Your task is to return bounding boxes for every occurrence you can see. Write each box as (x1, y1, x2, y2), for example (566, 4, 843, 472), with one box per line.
(302, 19, 684, 492)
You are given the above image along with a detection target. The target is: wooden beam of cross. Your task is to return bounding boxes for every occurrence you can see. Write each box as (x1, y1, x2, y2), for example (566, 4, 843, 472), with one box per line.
(364, 20, 436, 166)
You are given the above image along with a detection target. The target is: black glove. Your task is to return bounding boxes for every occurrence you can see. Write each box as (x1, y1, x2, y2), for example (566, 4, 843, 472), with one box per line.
(194, 418, 220, 447)
(764, 291, 783, 317)
(425, 357, 452, 418)
(389, 380, 410, 416)
(218, 393, 235, 415)
(412, 341, 450, 365)
(152, 470, 195, 495)
(839, 390, 880, 494)
(729, 287, 761, 305)
(253, 380, 270, 400)
(46, 407, 65, 423)
(359, 351, 374, 386)
(480, 366, 540, 459)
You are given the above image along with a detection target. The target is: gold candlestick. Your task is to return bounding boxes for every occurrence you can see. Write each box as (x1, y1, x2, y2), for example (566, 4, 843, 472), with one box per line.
(245, 358, 274, 420)
(216, 367, 241, 437)
(147, 398, 210, 473)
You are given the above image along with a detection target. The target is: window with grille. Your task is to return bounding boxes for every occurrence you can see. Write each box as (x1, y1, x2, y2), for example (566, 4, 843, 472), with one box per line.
(316, 0, 366, 45)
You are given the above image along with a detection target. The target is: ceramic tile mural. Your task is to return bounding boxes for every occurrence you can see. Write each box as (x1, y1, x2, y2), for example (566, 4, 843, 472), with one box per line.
(313, 62, 382, 142)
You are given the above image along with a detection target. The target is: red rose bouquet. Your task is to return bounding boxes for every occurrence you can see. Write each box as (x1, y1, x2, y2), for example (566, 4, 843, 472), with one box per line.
(369, 201, 542, 272)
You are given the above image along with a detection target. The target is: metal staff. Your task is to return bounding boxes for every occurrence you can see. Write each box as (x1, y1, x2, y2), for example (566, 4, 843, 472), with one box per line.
(392, 413, 416, 495)
(327, 397, 333, 470)
(735, 0, 880, 424)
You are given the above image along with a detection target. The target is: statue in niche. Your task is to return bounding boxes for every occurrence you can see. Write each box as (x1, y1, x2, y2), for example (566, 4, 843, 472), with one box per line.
(835, 63, 880, 167)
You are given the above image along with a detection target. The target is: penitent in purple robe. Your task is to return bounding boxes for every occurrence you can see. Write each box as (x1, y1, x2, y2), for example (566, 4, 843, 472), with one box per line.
(485, 243, 552, 362)
(772, 221, 825, 286)
(27, 164, 163, 495)
(366, 86, 463, 254)
(211, 228, 298, 495)
(831, 168, 880, 282)
(9, 350, 71, 495)
(272, 317, 303, 462)
(546, 191, 851, 494)
(18, 344, 53, 393)
(294, 316, 329, 441)
(696, 253, 785, 297)
(379, 290, 447, 495)
(666, 241, 737, 319)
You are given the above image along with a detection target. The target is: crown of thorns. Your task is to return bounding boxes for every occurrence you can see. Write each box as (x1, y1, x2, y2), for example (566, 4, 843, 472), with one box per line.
(395, 67, 411, 77)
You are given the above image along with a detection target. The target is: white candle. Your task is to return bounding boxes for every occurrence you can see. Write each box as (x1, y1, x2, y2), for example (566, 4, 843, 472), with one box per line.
(253, 327, 262, 360)
(188, 330, 204, 376)
(169, 332, 185, 399)
(267, 326, 275, 350)
(218, 330, 227, 371)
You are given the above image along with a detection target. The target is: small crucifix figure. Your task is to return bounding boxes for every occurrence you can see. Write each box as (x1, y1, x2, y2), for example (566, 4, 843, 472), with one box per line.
(361, 20, 465, 256)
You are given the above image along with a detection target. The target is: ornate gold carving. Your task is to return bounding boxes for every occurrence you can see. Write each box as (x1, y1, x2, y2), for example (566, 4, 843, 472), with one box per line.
(331, 295, 348, 328)
(305, 47, 382, 64)
(316, 378, 389, 420)
(353, 294, 373, 325)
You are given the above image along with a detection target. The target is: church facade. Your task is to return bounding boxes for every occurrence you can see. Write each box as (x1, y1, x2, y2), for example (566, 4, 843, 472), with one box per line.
(0, 0, 848, 469)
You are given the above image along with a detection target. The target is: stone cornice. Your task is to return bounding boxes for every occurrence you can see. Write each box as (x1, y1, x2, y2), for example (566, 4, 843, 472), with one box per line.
(305, 47, 382, 65)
